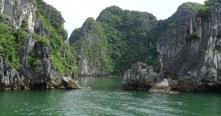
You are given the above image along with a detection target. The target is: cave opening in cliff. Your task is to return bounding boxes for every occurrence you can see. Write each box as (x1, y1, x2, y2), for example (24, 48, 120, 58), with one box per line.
(199, 84, 221, 92)
(31, 83, 47, 90)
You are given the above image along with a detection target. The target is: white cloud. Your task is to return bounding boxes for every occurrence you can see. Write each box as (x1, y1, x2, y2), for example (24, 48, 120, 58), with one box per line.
(43, 0, 205, 37)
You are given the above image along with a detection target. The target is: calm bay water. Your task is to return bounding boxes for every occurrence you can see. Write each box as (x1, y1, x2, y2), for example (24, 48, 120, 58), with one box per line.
(0, 77, 221, 116)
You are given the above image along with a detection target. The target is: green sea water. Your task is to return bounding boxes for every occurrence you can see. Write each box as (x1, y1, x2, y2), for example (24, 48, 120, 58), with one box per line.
(0, 77, 221, 116)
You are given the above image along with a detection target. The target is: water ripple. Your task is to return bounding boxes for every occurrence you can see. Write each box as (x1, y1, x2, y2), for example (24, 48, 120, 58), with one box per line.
(0, 78, 221, 116)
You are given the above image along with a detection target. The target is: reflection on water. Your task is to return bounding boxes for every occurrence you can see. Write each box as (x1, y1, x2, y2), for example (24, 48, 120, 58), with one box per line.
(0, 77, 221, 116)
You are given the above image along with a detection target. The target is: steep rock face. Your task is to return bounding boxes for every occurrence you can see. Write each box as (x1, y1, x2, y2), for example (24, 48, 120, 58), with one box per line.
(170, 4, 221, 91)
(69, 6, 158, 75)
(0, 56, 24, 90)
(21, 36, 55, 88)
(158, 2, 221, 91)
(0, 0, 36, 32)
(122, 2, 221, 92)
(71, 18, 110, 76)
(157, 2, 202, 72)
(0, 0, 78, 90)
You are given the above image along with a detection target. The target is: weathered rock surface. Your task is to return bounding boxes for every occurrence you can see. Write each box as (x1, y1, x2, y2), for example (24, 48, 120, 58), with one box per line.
(122, 62, 160, 90)
(62, 77, 80, 89)
(123, 2, 221, 92)
(149, 79, 170, 93)
(0, 0, 36, 32)
(0, 34, 79, 90)
(0, 0, 78, 90)
(157, 3, 221, 92)
(0, 56, 25, 90)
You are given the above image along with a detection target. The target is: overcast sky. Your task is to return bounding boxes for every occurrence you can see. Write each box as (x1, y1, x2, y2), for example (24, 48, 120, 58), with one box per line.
(43, 0, 205, 37)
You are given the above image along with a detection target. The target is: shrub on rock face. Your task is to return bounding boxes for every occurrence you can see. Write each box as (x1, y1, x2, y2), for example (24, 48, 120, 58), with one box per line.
(197, 6, 210, 20)
(186, 32, 200, 42)
(205, 0, 221, 7)
(197, 0, 221, 21)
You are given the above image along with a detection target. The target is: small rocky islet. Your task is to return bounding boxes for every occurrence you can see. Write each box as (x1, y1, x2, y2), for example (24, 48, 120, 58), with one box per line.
(1, 0, 221, 93)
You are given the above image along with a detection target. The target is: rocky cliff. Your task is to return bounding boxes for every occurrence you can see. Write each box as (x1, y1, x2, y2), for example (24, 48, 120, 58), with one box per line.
(123, 1, 221, 92)
(0, 0, 78, 90)
(157, 2, 201, 60)
(69, 6, 159, 76)
(159, 2, 221, 91)
(70, 18, 110, 76)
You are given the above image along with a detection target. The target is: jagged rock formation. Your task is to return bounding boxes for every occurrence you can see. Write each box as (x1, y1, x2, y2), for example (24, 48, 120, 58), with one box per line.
(160, 2, 221, 92)
(0, 56, 25, 90)
(69, 6, 159, 76)
(157, 2, 202, 59)
(122, 62, 160, 90)
(0, 0, 78, 90)
(0, 0, 36, 31)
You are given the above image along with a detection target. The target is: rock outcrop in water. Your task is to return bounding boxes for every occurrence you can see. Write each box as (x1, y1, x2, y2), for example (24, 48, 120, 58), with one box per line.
(62, 77, 80, 89)
(149, 79, 170, 93)
(122, 62, 160, 90)
(0, 0, 78, 90)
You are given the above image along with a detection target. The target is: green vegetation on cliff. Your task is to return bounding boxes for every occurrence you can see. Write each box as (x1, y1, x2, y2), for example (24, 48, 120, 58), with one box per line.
(1, 0, 211, 77)
(0, 0, 77, 76)
(69, 6, 159, 75)
(0, 24, 26, 69)
(205, 0, 221, 6)
(0, 16, 32, 70)
(71, 18, 113, 74)
(197, 0, 221, 20)
(69, 3, 205, 76)
(36, 0, 67, 39)
(35, 0, 77, 74)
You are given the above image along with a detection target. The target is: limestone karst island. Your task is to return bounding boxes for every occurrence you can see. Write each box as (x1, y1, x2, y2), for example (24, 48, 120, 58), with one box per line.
(0, 0, 221, 115)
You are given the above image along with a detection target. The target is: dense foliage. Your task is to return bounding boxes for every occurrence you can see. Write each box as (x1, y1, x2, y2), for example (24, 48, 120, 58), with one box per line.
(205, 0, 221, 6)
(197, 0, 221, 20)
(0, 24, 26, 69)
(36, 0, 67, 40)
(35, 0, 77, 74)
(71, 18, 113, 73)
(69, 6, 159, 75)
